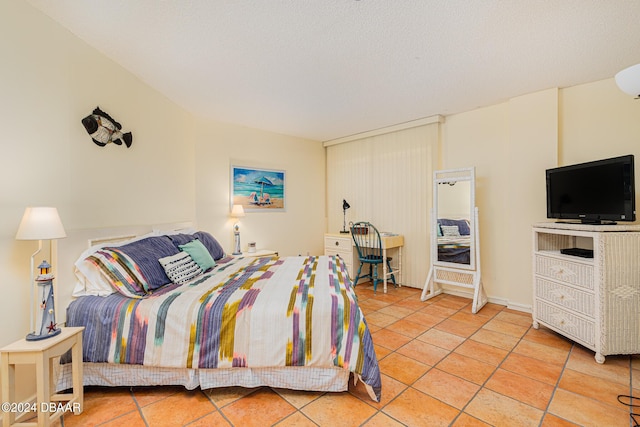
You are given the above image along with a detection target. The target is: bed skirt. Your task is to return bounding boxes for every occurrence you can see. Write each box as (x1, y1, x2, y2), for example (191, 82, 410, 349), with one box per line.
(57, 363, 351, 394)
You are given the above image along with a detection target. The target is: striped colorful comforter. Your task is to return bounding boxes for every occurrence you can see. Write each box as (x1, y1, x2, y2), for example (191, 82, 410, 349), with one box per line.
(66, 255, 381, 401)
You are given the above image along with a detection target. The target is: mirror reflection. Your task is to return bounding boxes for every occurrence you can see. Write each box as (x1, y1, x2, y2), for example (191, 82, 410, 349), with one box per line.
(436, 180, 471, 265)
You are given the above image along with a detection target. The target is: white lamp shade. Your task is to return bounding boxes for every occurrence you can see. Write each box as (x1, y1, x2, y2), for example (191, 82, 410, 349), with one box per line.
(15, 207, 67, 240)
(231, 204, 246, 218)
(615, 63, 640, 97)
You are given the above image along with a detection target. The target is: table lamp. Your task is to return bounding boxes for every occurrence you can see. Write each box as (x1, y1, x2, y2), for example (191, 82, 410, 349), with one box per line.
(340, 199, 351, 233)
(15, 207, 67, 341)
(231, 204, 245, 255)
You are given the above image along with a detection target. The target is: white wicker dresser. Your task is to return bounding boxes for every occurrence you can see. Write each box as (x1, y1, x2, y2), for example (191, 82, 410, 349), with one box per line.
(532, 222, 640, 363)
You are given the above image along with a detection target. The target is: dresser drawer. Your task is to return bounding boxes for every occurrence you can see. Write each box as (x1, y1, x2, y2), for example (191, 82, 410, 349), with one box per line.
(535, 300, 595, 347)
(324, 235, 352, 251)
(534, 254, 594, 290)
(535, 277, 595, 318)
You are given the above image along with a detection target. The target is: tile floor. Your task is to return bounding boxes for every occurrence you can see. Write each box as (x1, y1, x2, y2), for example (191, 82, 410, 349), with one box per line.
(42, 285, 639, 426)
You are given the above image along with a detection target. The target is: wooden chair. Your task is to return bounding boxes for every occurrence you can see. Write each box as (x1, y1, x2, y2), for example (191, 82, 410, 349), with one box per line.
(350, 222, 396, 292)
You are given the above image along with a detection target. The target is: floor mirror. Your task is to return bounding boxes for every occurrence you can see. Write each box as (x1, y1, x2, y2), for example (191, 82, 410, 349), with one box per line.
(421, 167, 487, 313)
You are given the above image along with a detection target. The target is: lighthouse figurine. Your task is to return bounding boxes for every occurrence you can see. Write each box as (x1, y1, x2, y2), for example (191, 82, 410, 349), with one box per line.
(26, 260, 61, 341)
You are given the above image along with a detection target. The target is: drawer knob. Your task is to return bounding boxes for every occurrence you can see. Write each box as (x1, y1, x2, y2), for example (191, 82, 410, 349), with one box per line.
(335, 241, 339, 246)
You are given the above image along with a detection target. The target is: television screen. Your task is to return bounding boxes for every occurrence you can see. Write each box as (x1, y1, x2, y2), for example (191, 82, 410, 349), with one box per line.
(546, 155, 635, 224)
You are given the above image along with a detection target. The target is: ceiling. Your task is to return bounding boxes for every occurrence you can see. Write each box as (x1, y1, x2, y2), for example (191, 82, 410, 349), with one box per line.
(27, 0, 640, 142)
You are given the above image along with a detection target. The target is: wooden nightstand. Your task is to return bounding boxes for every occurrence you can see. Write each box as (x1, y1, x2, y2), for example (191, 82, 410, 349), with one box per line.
(1, 327, 84, 427)
(239, 249, 279, 257)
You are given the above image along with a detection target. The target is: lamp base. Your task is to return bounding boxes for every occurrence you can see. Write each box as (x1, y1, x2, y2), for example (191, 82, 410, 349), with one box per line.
(26, 328, 61, 341)
(340, 230, 349, 234)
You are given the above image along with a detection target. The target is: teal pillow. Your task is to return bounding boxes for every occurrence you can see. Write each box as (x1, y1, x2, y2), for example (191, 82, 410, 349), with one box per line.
(179, 239, 216, 271)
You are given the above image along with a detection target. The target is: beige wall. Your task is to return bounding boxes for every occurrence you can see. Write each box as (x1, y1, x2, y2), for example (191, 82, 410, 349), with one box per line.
(1, 1, 325, 405)
(193, 120, 325, 257)
(442, 84, 639, 310)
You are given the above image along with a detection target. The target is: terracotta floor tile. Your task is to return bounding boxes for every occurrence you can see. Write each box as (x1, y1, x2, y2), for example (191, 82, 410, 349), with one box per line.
(436, 295, 471, 309)
(513, 339, 571, 365)
(141, 389, 216, 426)
(221, 388, 296, 427)
(377, 304, 415, 319)
(450, 412, 493, 426)
(396, 338, 450, 366)
(413, 368, 480, 409)
(493, 310, 533, 327)
(422, 302, 459, 317)
(205, 386, 257, 408)
(436, 352, 496, 385)
(404, 309, 445, 328)
(392, 296, 427, 312)
(469, 302, 503, 319)
(387, 317, 430, 338)
(185, 410, 232, 426)
(371, 328, 413, 350)
(484, 368, 554, 410)
(449, 311, 492, 328)
(63, 387, 138, 427)
(557, 368, 631, 407)
(482, 318, 529, 338)
(565, 346, 632, 385)
(365, 311, 400, 328)
(523, 326, 573, 351)
(361, 411, 406, 426)
(273, 388, 324, 409)
(464, 388, 544, 427)
(454, 339, 508, 366)
(301, 392, 377, 427)
(273, 411, 318, 427)
(540, 413, 582, 426)
(98, 410, 147, 427)
(547, 388, 630, 427)
(417, 327, 465, 350)
(383, 387, 459, 427)
(435, 318, 481, 338)
(378, 351, 430, 385)
(469, 328, 520, 351)
(131, 385, 185, 407)
(349, 373, 407, 409)
(501, 352, 564, 385)
(373, 343, 392, 359)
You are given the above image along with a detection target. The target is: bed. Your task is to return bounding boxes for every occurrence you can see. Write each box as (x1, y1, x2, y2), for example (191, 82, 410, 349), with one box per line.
(55, 227, 381, 401)
(436, 218, 471, 264)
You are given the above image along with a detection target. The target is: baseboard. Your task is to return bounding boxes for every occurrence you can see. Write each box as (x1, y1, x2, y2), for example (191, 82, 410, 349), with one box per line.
(421, 287, 532, 314)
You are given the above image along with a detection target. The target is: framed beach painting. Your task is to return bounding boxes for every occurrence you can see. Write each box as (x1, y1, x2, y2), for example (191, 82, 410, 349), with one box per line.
(231, 165, 286, 211)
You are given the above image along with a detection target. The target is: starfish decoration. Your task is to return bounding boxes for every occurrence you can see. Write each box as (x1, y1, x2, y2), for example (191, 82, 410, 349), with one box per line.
(47, 321, 57, 333)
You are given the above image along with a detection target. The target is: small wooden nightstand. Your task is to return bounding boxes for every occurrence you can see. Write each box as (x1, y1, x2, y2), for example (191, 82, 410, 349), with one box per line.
(239, 249, 279, 257)
(1, 327, 84, 427)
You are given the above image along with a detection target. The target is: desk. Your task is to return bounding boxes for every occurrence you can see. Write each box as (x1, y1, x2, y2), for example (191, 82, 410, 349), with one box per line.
(1, 327, 84, 427)
(377, 234, 404, 293)
(324, 233, 404, 293)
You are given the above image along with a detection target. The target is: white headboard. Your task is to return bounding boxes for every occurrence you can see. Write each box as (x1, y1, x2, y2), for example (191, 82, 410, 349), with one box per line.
(55, 221, 194, 325)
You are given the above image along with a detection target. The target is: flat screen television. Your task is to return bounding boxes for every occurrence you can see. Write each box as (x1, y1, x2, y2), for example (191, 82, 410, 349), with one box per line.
(546, 154, 636, 224)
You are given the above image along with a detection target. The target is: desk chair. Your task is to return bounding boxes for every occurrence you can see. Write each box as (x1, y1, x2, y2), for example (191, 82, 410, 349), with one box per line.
(350, 222, 397, 292)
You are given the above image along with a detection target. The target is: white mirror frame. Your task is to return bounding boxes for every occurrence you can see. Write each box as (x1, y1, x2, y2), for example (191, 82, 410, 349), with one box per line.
(421, 167, 487, 313)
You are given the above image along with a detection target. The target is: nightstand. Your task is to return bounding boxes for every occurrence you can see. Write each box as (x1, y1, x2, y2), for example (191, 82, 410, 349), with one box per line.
(1, 327, 84, 427)
(240, 249, 278, 257)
